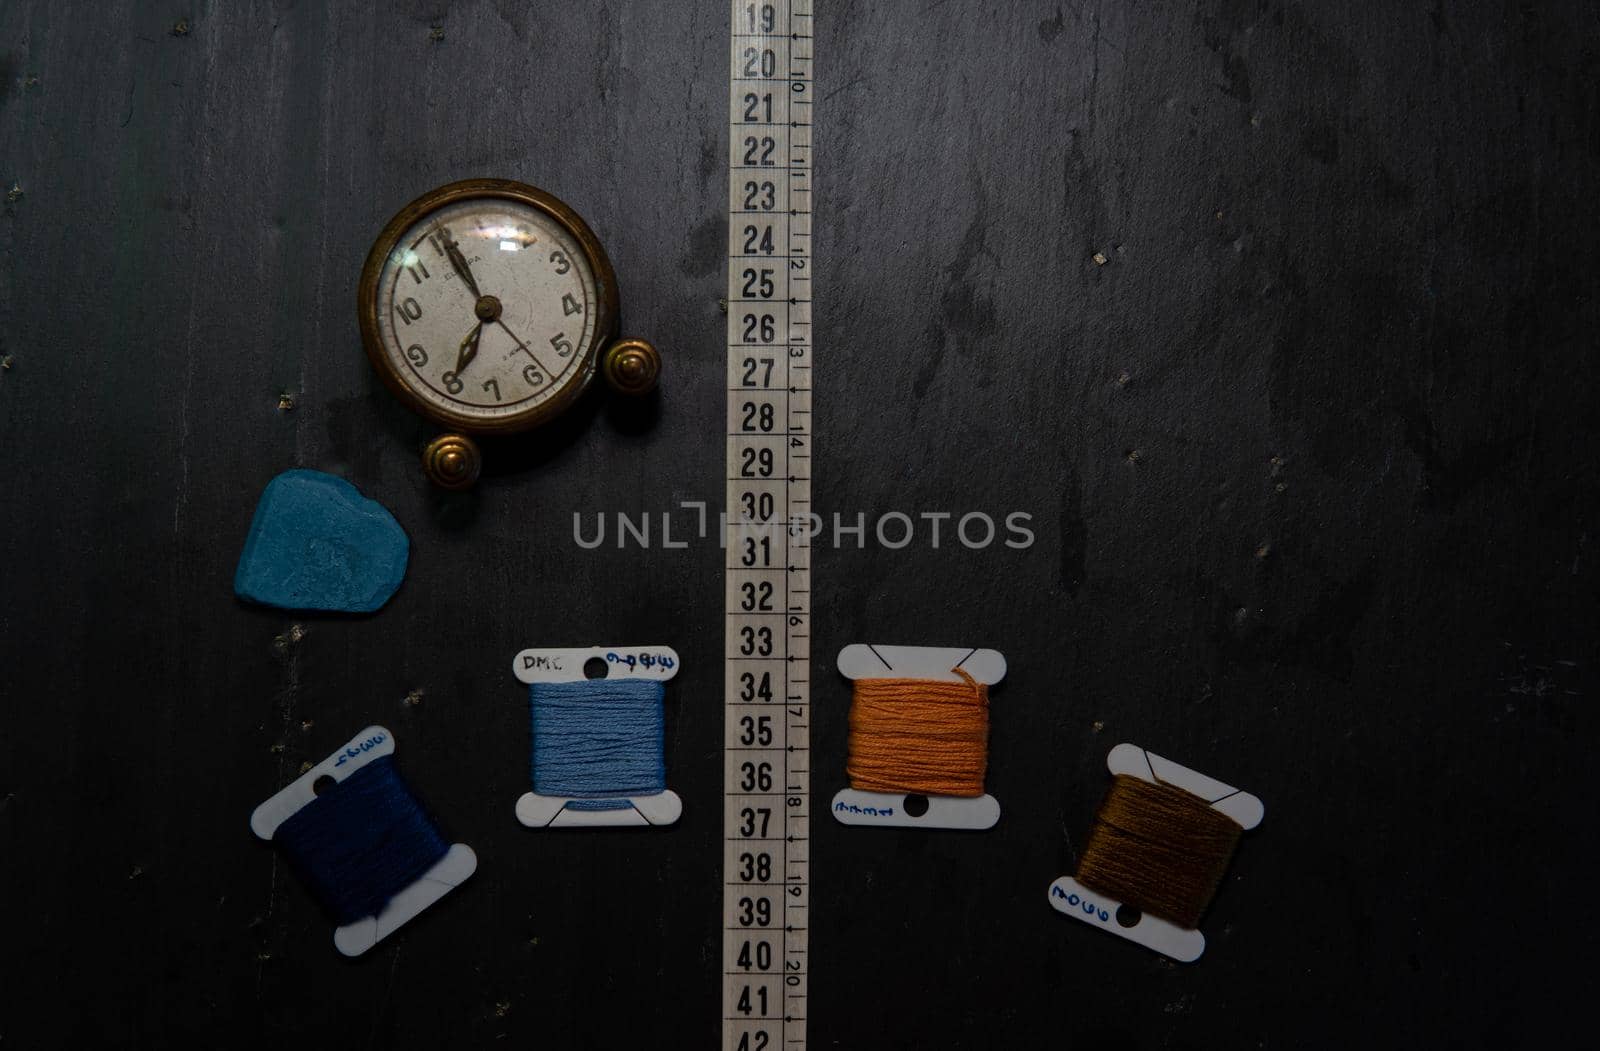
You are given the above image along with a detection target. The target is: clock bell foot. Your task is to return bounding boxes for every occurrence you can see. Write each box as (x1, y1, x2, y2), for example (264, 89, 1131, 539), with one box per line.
(603, 338, 661, 396)
(422, 433, 482, 490)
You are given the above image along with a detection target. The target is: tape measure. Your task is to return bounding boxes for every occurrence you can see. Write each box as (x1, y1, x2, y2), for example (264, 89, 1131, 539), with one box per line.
(722, 1, 813, 1048)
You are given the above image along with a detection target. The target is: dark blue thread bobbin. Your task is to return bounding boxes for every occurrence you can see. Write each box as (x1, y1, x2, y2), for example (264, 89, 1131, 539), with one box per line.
(273, 755, 450, 924)
(530, 679, 667, 811)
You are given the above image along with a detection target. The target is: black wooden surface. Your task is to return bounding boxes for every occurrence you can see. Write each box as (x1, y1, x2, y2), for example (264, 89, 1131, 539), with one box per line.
(2, 2, 1597, 1047)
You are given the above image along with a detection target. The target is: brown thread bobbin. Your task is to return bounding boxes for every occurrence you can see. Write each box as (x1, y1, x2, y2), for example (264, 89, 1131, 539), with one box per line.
(1075, 774, 1245, 929)
(846, 669, 989, 798)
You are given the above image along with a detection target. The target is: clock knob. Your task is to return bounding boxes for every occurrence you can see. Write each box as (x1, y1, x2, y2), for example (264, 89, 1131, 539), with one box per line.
(603, 338, 661, 396)
(422, 433, 482, 490)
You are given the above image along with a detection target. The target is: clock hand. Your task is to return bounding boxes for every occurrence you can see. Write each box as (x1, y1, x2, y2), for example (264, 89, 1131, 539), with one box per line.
(454, 322, 483, 375)
(435, 224, 482, 299)
(494, 319, 555, 377)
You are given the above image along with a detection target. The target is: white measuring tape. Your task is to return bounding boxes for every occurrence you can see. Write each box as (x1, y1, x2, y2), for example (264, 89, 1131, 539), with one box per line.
(723, 1, 813, 1048)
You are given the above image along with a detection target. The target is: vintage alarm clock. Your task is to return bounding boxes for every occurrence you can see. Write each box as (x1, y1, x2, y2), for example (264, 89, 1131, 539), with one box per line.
(358, 179, 660, 488)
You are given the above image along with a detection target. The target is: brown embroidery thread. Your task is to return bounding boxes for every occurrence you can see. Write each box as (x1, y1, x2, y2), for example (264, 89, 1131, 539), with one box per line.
(1075, 773, 1245, 929)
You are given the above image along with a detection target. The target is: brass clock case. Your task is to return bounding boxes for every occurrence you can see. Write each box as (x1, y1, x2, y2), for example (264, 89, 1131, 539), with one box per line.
(357, 178, 621, 436)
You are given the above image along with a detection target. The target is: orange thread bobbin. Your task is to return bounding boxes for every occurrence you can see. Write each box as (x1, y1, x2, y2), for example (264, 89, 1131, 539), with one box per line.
(846, 669, 990, 798)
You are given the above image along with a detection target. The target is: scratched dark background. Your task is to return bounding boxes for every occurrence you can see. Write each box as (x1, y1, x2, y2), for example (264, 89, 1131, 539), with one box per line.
(2, 0, 1597, 1047)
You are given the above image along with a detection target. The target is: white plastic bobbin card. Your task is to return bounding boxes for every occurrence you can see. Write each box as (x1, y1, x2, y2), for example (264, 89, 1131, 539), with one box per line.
(1048, 743, 1265, 963)
(833, 644, 1006, 830)
(249, 726, 478, 957)
(511, 645, 682, 829)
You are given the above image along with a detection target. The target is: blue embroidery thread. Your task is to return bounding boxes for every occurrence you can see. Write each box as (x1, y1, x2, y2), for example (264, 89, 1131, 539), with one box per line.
(530, 678, 668, 811)
(272, 755, 449, 925)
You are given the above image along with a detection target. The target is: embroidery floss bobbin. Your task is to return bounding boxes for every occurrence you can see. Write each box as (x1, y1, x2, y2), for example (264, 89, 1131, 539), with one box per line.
(1048, 743, 1263, 962)
(250, 726, 478, 957)
(832, 644, 1006, 830)
(511, 645, 683, 828)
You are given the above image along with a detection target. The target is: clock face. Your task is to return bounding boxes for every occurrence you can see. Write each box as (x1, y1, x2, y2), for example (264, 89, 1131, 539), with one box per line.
(365, 188, 608, 430)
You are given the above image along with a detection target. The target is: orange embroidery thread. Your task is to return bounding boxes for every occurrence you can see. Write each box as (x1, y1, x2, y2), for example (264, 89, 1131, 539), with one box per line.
(846, 669, 989, 797)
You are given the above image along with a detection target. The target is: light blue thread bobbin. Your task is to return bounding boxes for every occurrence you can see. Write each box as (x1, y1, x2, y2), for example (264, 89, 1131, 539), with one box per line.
(530, 679, 667, 811)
